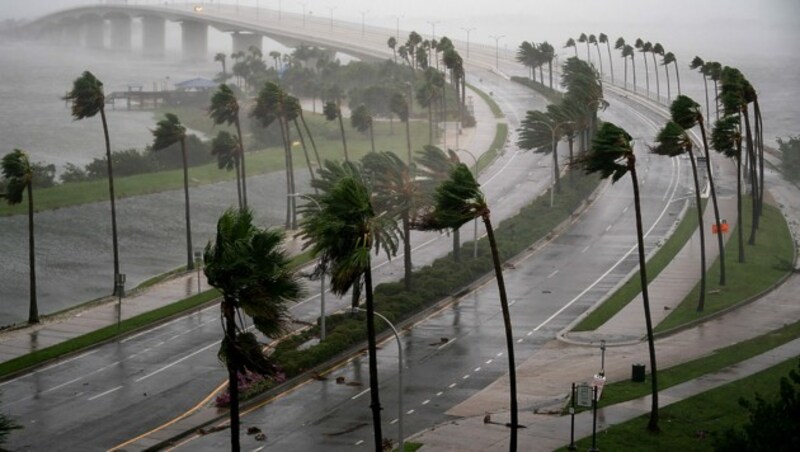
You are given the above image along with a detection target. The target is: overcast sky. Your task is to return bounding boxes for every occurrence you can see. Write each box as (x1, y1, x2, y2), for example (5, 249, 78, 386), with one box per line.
(2, 0, 798, 59)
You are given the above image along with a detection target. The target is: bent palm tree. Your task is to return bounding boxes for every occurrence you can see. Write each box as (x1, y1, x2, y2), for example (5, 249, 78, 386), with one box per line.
(323, 99, 349, 162)
(578, 33, 590, 62)
(209, 83, 248, 208)
(579, 122, 659, 432)
(589, 34, 603, 79)
(204, 208, 303, 452)
(211, 131, 243, 208)
(564, 37, 577, 58)
(623, 44, 637, 93)
(300, 174, 399, 452)
(64, 71, 121, 295)
(1, 149, 38, 323)
(351, 104, 375, 153)
(390, 91, 413, 163)
(615, 37, 627, 89)
(415, 145, 463, 259)
(635, 38, 650, 98)
(650, 43, 663, 101)
(151, 113, 194, 270)
(712, 115, 745, 263)
(599, 33, 614, 83)
(417, 164, 520, 450)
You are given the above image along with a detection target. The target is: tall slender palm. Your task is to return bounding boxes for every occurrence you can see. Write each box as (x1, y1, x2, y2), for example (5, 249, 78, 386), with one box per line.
(214, 52, 228, 79)
(623, 44, 637, 93)
(588, 34, 603, 79)
(300, 173, 399, 452)
(211, 131, 243, 208)
(689, 57, 710, 126)
(323, 98, 349, 162)
(204, 208, 303, 452)
(518, 109, 563, 194)
(615, 37, 628, 89)
(285, 95, 317, 192)
(1, 149, 38, 323)
(387, 36, 397, 63)
(564, 37, 577, 58)
(151, 113, 194, 270)
(599, 33, 614, 83)
(539, 41, 556, 89)
(351, 104, 375, 153)
(417, 163, 520, 450)
(362, 151, 425, 291)
(577, 33, 590, 62)
(652, 120, 707, 311)
(643, 42, 656, 99)
(63, 71, 121, 295)
(516, 41, 538, 81)
(650, 43, 663, 101)
(634, 38, 650, 98)
(706, 61, 722, 121)
(712, 115, 745, 263)
(414, 145, 463, 260)
(661, 51, 678, 101)
(672, 95, 727, 285)
(416, 68, 445, 146)
(579, 122, 659, 432)
(209, 83, 247, 208)
(390, 91, 413, 163)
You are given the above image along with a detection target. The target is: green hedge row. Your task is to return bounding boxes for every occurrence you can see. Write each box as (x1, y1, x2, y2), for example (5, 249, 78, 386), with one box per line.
(510, 76, 564, 105)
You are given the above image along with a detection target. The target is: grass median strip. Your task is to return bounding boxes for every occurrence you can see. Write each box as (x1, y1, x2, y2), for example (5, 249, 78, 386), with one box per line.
(467, 83, 504, 119)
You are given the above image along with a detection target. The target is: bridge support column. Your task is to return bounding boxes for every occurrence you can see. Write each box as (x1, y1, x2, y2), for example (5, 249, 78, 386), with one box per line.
(141, 15, 166, 57)
(232, 32, 262, 55)
(83, 15, 105, 50)
(181, 21, 208, 61)
(109, 15, 132, 52)
(62, 24, 82, 47)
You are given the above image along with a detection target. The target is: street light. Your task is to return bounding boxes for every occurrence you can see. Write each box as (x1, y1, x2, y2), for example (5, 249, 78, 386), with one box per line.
(290, 193, 327, 341)
(360, 9, 369, 37)
(352, 306, 404, 452)
(460, 27, 475, 59)
(194, 250, 203, 293)
(115, 273, 126, 330)
(489, 34, 505, 71)
(456, 149, 485, 259)
(527, 120, 574, 207)
(326, 5, 336, 32)
(298, 1, 307, 27)
(427, 20, 440, 41)
(391, 14, 402, 41)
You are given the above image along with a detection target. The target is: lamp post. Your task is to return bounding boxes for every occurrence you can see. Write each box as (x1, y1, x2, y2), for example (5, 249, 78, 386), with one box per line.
(426, 20, 440, 41)
(327, 6, 336, 32)
(600, 339, 606, 376)
(352, 307, 404, 452)
(290, 193, 326, 341)
(527, 120, 574, 207)
(115, 273, 126, 330)
(489, 34, 505, 71)
(391, 14, 402, 41)
(460, 27, 475, 59)
(298, 1, 307, 27)
(456, 149, 484, 259)
(194, 250, 203, 293)
(360, 9, 369, 37)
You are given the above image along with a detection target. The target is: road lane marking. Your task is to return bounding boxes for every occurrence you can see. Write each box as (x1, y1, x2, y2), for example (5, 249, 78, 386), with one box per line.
(134, 341, 217, 382)
(526, 331, 533, 336)
(88, 385, 123, 401)
(422, 399, 430, 405)
(351, 388, 370, 400)
(581, 245, 590, 254)
(437, 337, 457, 350)
(474, 367, 481, 372)
(486, 359, 493, 364)
(497, 352, 503, 357)
(448, 383, 457, 389)
(0, 350, 100, 388)
(406, 409, 415, 415)
(517, 338, 524, 343)
(462, 374, 470, 380)
(436, 391, 443, 396)
(547, 270, 559, 278)
(390, 418, 399, 424)
(355, 440, 364, 446)
(623, 206, 629, 213)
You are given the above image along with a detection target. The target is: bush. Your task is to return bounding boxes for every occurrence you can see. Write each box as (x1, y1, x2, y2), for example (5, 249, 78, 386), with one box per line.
(31, 162, 56, 188)
(59, 163, 89, 183)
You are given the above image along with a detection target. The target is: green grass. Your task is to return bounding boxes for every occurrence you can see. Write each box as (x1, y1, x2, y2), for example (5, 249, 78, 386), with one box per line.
(0, 289, 220, 379)
(477, 122, 509, 174)
(656, 199, 793, 332)
(573, 200, 703, 331)
(393, 442, 423, 452)
(0, 118, 429, 217)
(560, 356, 799, 451)
(467, 83, 504, 119)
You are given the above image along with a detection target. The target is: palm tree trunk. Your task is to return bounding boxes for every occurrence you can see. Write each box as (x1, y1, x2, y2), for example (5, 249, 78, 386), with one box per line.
(294, 120, 317, 189)
(628, 160, 659, 432)
(277, 116, 292, 230)
(337, 106, 349, 162)
(180, 139, 194, 271)
(552, 137, 561, 194)
(568, 136, 575, 186)
(623, 57, 628, 90)
(363, 265, 384, 452)
(664, 65, 671, 101)
(452, 228, 461, 261)
(743, 107, 758, 244)
(223, 301, 241, 452)
(757, 104, 764, 221)
(405, 119, 412, 164)
(482, 212, 518, 450)
(594, 45, 604, 80)
(283, 117, 297, 230)
(27, 183, 38, 324)
(299, 110, 321, 169)
(100, 108, 120, 295)
(651, 53, 660, 101)
(736, 137, 745, 263)
(642, 53, 650, 98)
(606, 42, 614, 84)
(585, 43, 590, 62)
(631, 56, 637, 94)
(687, 144, 706, 311)
(368, 123, 376, 153)
(538, 65, 544, 85)
(702, 77, 710, 128)
(234, 117, 248, 209)
(674, 62, 681, 95)
(573, 47, 577, 58)
(402, 213, 412, 291)
(548, 61, 553, 90)
(713, 80, 720, 121)
(427, 104, 433, 145)
(699, 121, 726, 285)
(234, 156, 243, 209)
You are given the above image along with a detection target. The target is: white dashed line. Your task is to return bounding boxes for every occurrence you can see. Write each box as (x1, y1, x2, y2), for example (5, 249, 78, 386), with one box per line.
(134, 342, 216, 382)
(438, 337, 457, 350)
(486, 359, 493, 364)
(497, 352, 504, 357)
(390, 418, 399, 424)
(436, 391, 443, 397)
(407, 409, 415, 415)
(449, 383, 457, 389)
(526, 331, 533, 336)
(355, 440, 364, 446)
(517, 338, 524, 343)
(422, 399, 430, 405)
(474, 367, 481, 372)
(623, 206, 629, 213)
(605, 224, 612, 232)
(581, 245, 590, 253)
(351, 388, 370, 400)
(462, 374, 470, 380)
(547, 269, 559, 278)
(88, 385, 123, 401)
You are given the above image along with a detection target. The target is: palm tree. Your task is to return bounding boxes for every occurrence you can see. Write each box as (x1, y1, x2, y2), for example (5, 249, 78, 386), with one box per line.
(204, 208, 303, 452)
(416, 163, 520, 450)
(661, 51, 681, 101)
(615, 38, 628, 89)
(414, 145, 463, 260)
(252, 81, 296, 229)
(285, 95, 317, 191)
(362, 151, 425, 291)
(1, 149, 38, 323)
(672, 95, 727, 285)
(516, 41, 537, 81)
(416, 68, 445, 146)
(706, 61, 722, 121)
(712, 115, 745, 263)
(577, 33, 590, 62)
(299, 173, 399, 452)
(634, 38, 650, 98)
(643, 42, 656, 99)
(390, 91, 413, 163)
(351, 104, 375, 153)
(623, 44, 637, 93)
(588, 34, 603, 79)
(63, 71, 121, 295)
(579, 122, 659, 432)
(387, 36, 397, 63)
(211, 131, 243, 208)
(652, 119, 707, 311)
(564, 37, 577, 58)
(518, 110, 564, 194)
(539, 41, 556, 89)
(599, 33, 614, 83)
(269, 50, 281, 71)
(649, 43, 663, 102)
(689, 57, 710, 125)
(151, 113, 194, 270)
(209, 83, 248, 208)
(214, 52, 228, 79)
(323, 85, 349, 162)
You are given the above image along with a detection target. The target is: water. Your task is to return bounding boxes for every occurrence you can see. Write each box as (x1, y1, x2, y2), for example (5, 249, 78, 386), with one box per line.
(0, 4, 798, 325)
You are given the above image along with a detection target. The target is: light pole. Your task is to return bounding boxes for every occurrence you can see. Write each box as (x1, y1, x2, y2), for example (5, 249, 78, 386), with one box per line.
(528, 120, 574, 207)
(391, 14, 402, 41)
(360, 9, 369, 37)
(290, 193, 327, 341)
(298, 1, 307, 27)
(456, 149, 484, 259)
(426, 20, 440, 41)
(352, 307, 404, 452)
(600, 339, 606, 376)
(489, 34, 505, 71)
(460, 27, 475, 59)
(327, 6, 336, 32)
(115, 273, 126, 330)
(194, 250, 203, 293)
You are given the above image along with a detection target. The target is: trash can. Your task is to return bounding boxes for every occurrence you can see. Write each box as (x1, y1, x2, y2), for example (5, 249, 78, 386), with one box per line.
(631, 363, 646, 382)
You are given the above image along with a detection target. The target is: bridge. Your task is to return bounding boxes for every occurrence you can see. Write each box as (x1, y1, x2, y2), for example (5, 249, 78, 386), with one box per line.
(23, 2, 408, 62)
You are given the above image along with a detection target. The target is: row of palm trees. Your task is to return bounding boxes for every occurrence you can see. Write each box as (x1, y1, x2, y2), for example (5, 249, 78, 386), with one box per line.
(515, 40, 556, 89)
